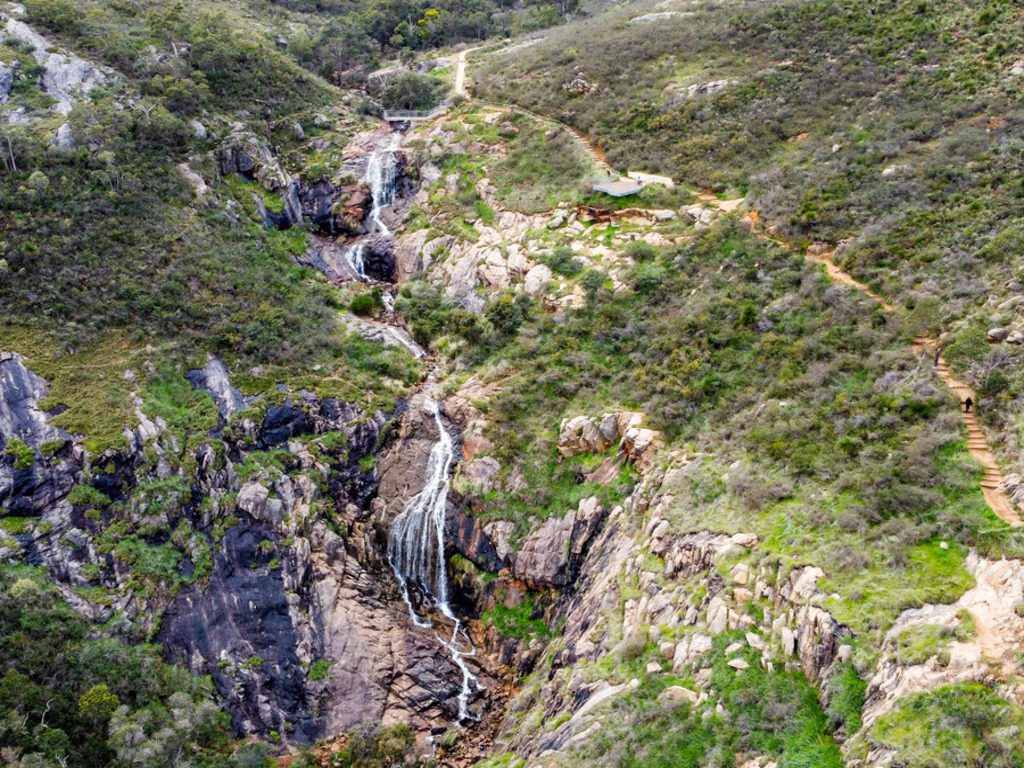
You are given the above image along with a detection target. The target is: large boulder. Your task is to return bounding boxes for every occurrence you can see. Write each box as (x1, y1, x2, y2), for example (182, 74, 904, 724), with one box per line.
(513, 496, 605, 588)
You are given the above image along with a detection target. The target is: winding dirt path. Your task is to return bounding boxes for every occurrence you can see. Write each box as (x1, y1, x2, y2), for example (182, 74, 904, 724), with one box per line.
(454, 49, 1020, 528)
(457, 47, 613, 173)
(804, 248, 894, 312)
(911, 336, 1020, 526)
(454, 46, 482, 97)
(791, 249, 1018, 526)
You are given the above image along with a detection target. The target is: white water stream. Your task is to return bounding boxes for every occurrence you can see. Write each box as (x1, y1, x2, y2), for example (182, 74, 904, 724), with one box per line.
(346, 131, 403, 279)
(387, 398, 480, 723)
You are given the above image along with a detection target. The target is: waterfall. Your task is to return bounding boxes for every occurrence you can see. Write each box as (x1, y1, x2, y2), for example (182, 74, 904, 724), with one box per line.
(363, 131, 402, 238)
(345, 131, 402, 279)
(387, 398, 480, 723)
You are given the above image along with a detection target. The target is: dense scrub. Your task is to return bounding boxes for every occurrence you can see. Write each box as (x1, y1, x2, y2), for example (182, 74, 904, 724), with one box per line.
(474, 0, 1024, 489)
(470, 222, 1024, 640)
(0, 568, 241, 767)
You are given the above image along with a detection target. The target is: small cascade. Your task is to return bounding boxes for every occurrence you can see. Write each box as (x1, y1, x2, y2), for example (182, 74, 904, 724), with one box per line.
(343, 131, 403, 280)
(387, 398, 481, 723)
(347, 242, 366, 277)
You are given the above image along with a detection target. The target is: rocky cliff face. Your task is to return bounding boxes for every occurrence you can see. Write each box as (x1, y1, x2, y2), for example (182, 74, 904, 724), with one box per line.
(0, 349, 509, 748)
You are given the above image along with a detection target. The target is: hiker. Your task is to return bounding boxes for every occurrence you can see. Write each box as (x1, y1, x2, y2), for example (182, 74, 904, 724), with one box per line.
(965, 396, 974, 413)
(934, 348, 940, 367)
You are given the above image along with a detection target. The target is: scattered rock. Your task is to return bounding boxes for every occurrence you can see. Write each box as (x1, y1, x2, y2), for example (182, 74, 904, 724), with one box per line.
(988, 326, 1010, 343)
(561, 77, 593, 96)
(523, 264, 553, 296)
(658, 685, 699, 705)
(176, 163, 209, 198)
(687, 79, 733, 99)
(682, 204, 717, 228)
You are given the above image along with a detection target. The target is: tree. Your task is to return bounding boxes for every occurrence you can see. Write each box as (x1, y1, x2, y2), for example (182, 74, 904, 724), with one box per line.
(78, 686, 120, 725)
(380, 71, 445, 110)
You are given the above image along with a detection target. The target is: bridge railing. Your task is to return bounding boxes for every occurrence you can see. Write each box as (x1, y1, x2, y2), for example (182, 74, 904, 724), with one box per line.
(383, 104, 449, 122)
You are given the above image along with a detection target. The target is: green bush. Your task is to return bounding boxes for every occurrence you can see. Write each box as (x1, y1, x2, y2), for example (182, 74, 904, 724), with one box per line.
(544, 246, 584, 277)
(624, 241, 658, 261)
(2, 439, 35, 470)
(67, 484, 112, 509)
(350, 294, 376, 316)
(307, 659, 332, 681)
(481, 599, 550, 639)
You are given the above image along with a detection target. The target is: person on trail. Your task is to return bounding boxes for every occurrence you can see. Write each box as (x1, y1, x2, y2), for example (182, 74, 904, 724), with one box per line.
(934, 348, 940, 367)
(965, 396, 974, 413)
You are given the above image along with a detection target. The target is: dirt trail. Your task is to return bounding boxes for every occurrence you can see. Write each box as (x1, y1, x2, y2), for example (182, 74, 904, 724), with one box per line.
(459, 48, 613, 173)
(704, 199, 1021, 527)
(911, 336, 1020, 526)
(804, 249, 895, 311)
(454, 46, 482, 97)
(455, 51, 1020, 528)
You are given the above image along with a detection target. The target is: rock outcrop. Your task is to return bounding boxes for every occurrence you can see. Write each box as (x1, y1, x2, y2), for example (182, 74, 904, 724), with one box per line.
(558, 411, 663, 474)
(3, 15, 117, 115)
(0, 352, 76, 515)
(860, 551, 1024, 729)
(512, 496, 606, 588)
(187, 356, 249, 421)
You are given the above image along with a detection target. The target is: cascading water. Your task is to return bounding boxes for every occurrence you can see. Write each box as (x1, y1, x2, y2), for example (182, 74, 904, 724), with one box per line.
(387, 398, 480, 723)
(364, 131, 402, 238)
(345, 131, 403, 279)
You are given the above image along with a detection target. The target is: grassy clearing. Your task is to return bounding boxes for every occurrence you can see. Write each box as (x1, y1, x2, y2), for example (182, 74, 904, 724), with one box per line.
(864, 682, 1024, 766)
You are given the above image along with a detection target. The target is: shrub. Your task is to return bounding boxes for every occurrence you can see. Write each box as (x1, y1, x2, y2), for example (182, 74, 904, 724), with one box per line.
(67, 484, 111, 508)
(625, 240, 658, 261)
(544, 246, 584, 277)
(2, 439, 34, 470)
(631, 262, 667, 295)
(307, 659, 332, 681)
(378, 71, 446, 111)
(350, 294, 375, 316)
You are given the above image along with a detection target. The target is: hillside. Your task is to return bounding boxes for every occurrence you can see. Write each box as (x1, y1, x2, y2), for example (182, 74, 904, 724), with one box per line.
(2, 1, 1024, 767)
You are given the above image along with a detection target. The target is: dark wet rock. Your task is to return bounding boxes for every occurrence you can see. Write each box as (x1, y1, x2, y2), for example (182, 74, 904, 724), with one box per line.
(295, 236, 364, 283)
(0, 352, 79, 514)
(0, 61, 14, 104)
(449, 508, 504, 572)
(161, 520, 317, 740)
(260, 402, 315, 446)
(361, 234, 397, 282)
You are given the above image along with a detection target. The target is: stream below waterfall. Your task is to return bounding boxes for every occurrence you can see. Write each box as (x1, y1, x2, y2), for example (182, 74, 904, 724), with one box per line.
(387, 396, 481, 724)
